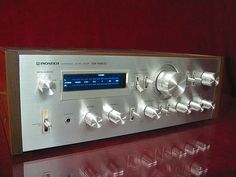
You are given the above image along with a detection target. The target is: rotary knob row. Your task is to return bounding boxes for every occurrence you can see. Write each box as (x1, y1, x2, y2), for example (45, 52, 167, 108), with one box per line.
(136, 65, 219, 99)
(85, 99, 214, 128)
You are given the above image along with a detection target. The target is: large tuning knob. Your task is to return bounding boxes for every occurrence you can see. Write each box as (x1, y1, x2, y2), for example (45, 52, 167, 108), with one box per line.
(38, 78, 56, 96)
(156, 66, 187, 98)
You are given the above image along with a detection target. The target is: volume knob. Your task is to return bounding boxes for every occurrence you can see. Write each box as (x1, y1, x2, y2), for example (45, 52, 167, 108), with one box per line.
(156, 71, 186, 98)
(38, 78, 56, 96)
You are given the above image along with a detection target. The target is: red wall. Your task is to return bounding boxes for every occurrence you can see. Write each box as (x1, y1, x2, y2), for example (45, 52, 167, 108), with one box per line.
(0, 0, 235, 94)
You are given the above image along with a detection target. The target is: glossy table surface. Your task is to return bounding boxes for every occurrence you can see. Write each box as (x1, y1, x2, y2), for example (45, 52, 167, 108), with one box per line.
(0, 95, 236, 177)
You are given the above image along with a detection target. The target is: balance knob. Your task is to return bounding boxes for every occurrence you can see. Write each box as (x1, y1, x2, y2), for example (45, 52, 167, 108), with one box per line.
(156, 71, 186, 97)
(84, 112, 103, 128)
(144, 106, 161, 119)
(108, 109, 126, 125)
(201, 99, 215, 110)
(175, 103, 191, 114)
(38, 78, 56, 95)
(201, 72, 219, 86)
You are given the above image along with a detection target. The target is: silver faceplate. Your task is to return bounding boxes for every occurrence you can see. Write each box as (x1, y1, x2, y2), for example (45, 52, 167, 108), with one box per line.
(19, 53, 220, 152)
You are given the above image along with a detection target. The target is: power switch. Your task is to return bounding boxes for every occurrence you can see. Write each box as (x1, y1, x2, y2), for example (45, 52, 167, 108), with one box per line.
(42, 109, 52, 133)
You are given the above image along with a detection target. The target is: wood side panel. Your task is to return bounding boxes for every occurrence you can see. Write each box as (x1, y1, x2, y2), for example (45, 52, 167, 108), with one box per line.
(213, 57, 224, 118)
(0, 49, 7, 92)
(0, 95, 10, 142)
(5, 51, 22, 154)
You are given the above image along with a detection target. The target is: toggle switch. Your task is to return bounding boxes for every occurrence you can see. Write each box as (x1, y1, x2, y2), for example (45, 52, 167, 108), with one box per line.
(129, 107, 141, 121)
(135, 75, 145, 93)
(42, 109, 52, 133)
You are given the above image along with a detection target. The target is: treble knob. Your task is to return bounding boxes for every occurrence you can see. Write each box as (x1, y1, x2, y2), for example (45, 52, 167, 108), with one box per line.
(156, 70, 187, 98)
(201, 99, 215, 110)
(38, 78, 56, 96)
(84, 112, 103, 128)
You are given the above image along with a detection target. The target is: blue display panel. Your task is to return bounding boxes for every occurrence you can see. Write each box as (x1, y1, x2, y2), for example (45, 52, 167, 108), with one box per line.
(63, 73, 127, 91)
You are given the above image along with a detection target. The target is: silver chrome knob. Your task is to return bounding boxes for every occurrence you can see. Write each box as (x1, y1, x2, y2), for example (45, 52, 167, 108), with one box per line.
(84, 112, 103, 128)
(144, 106, 161, 119)
(156, 71, 186, 97)
(108, 110, 126, 125)
(189, 101, 204, 112)
(38, 78, 56, 95)
(201, 99, 215, 110)
(174, 103, 191, 114)
(201, 72, 219, 86)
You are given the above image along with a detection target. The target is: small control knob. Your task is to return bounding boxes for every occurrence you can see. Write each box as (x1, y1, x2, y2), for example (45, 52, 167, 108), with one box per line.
(170, 103, 191, 114)
(201, 72, 219, 86)
(201, 99, 215, 110)
(108, 109, 126, 125)
(84, 112, 103, 128)
(156, 71, 186, 98)
(38, 78, 56, 95)
(189, 101, 204, 112)
(144, 106, 161, 119)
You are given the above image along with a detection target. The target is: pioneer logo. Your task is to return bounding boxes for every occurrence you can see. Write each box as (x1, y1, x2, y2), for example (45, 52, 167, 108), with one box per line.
(36, 62, 59, 65)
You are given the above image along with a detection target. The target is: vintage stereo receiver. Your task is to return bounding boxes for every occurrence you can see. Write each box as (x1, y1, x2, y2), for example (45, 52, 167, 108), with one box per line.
(0, 49, 223, 154)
